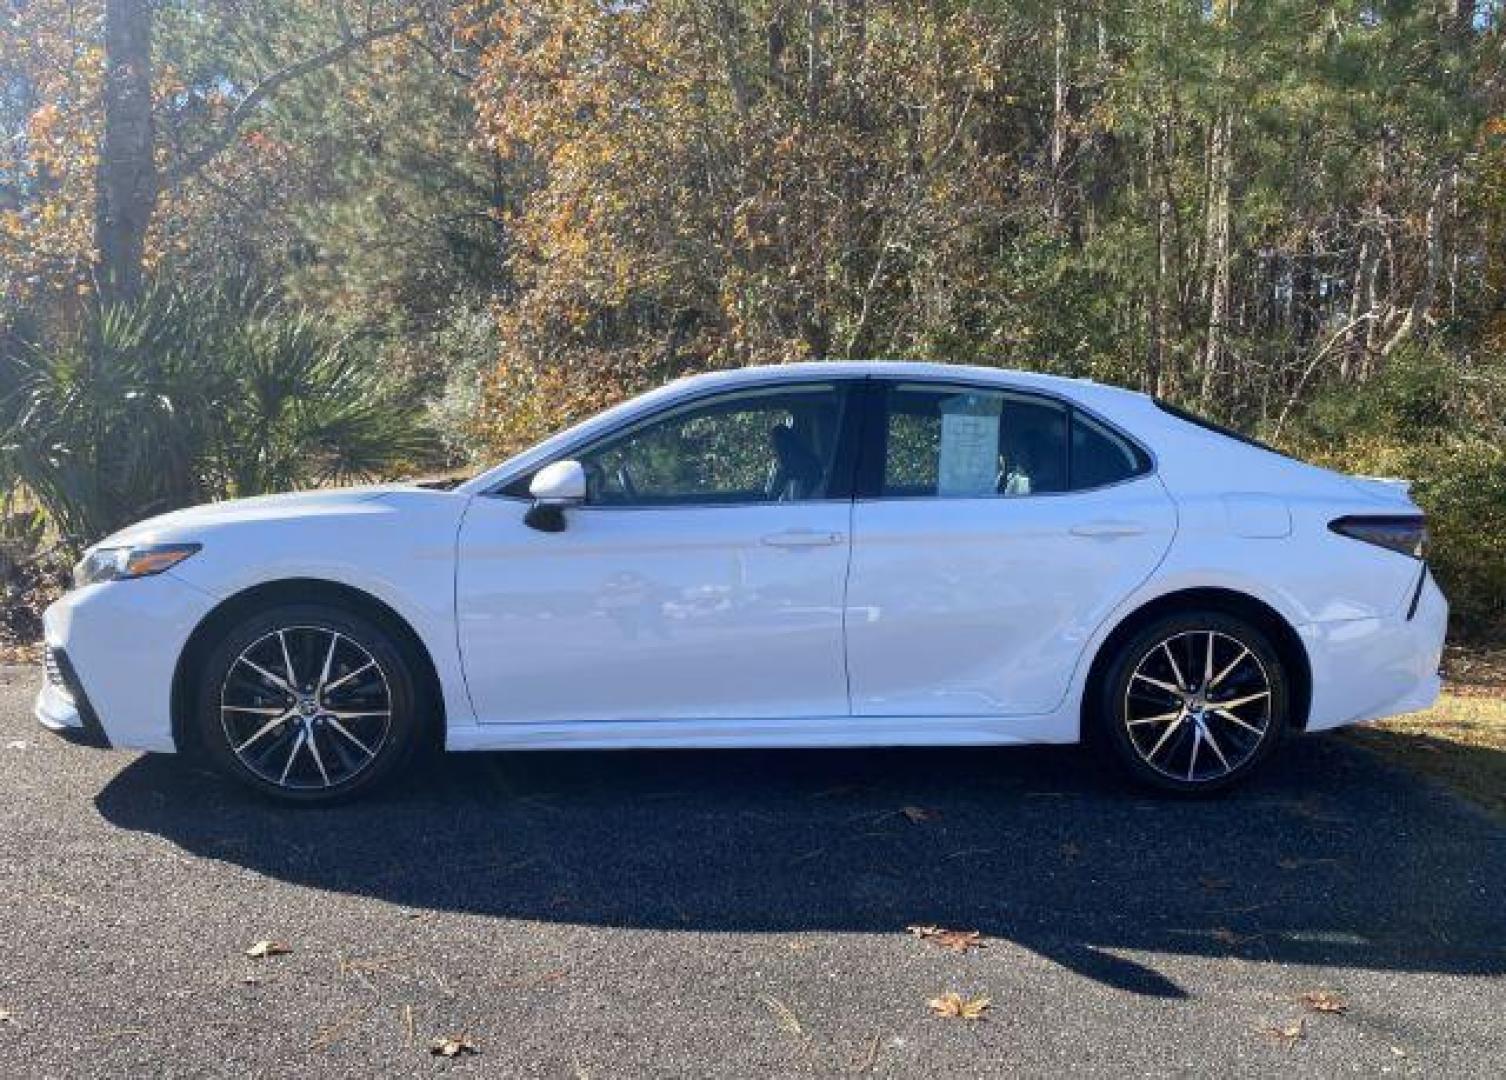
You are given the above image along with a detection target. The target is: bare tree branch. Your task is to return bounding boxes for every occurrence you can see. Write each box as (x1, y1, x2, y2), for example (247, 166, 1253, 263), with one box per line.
(162, 12, 425, 188)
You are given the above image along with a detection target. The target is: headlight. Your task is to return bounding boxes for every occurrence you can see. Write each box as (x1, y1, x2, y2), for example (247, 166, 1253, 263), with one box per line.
(73, 543, 202, 588)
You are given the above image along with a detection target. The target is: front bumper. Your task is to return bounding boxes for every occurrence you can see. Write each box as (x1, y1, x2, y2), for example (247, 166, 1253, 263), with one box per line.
(37, 570, 220, 752)
(34, 645, 112, 748)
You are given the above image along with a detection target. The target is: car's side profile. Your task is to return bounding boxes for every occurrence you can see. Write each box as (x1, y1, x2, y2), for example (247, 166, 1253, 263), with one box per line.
(35, 362, 1446, 803)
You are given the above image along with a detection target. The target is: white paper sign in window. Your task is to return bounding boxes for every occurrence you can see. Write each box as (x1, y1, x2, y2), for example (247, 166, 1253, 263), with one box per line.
(937, 392, 1003, 496)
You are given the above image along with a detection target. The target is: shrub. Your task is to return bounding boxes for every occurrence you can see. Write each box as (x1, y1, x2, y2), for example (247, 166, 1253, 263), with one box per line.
(0, 285, 437, 547)
(1284, 345, 1506, 641)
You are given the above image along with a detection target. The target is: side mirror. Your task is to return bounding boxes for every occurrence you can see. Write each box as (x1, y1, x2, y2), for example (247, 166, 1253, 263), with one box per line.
(524, 460, 587, 532)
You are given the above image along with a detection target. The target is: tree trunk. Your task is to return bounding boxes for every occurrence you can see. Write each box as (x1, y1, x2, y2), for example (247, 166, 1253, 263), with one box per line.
(806, 0, 826, 116)
(1341, 231, 1372, 379)
(1050, 4, 1068, 229)
(1198, 0, 1236, 408)
(95, 0, 156, 304)
(1149, 126, 1172, 397)
(1380, 171, 1451, 358)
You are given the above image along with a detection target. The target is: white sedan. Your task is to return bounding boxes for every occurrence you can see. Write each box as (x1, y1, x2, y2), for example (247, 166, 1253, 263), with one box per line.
(36, 362, 1446, 803)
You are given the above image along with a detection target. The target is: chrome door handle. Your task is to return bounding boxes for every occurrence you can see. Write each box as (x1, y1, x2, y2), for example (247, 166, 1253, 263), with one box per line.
(1070, 521, 1147, 538)
(761, 530, 846, 548)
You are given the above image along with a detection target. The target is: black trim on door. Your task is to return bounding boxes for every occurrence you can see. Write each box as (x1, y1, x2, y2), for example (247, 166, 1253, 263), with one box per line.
(852, 378, 888, 500)
(823, 378, 869, 501)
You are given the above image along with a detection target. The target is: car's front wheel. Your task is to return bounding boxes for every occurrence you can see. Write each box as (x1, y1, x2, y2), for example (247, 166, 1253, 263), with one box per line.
(196, 603, 421, 804)
(1095, 611, 1289, 793)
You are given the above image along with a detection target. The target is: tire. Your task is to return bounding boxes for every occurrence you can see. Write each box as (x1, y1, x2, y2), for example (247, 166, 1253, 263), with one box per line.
(1093, 611, 1289, 794)
(195, 602, 422, 805)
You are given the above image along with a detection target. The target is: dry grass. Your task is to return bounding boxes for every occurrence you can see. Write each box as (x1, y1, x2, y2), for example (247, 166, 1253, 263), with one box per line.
(1349, 677, 1506, 820)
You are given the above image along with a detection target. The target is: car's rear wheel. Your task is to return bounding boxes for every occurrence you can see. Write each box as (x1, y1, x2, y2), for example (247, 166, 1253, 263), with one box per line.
(196, 603, 421, 804)
(1095, 611, 1288, 793)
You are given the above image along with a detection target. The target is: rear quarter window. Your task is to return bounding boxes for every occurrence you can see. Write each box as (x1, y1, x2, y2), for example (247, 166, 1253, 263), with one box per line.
(1071, 413, 1150, 488)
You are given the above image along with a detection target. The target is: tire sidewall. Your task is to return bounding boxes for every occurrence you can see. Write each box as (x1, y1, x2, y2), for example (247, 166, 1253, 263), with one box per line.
(1095, 611, 1289, 794)
(195, 603, 420, 805)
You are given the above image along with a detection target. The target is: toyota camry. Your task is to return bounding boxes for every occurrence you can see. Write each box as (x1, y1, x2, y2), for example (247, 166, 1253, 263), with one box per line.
(36, 362, 1446, 803)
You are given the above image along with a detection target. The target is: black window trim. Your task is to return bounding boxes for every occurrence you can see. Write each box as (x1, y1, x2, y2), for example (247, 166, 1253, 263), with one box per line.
(489, 376, 868, 509)
(1152, 398, 1292, 460)
(854, 377, 1155, 502)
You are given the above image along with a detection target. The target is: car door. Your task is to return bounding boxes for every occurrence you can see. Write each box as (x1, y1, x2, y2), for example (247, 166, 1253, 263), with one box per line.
(456, 380, 860, 725)
(844, 379, 1177, 717)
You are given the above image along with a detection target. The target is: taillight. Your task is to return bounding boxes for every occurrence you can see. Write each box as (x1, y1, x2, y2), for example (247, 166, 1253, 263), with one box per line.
(1328, 515, 1427, 559)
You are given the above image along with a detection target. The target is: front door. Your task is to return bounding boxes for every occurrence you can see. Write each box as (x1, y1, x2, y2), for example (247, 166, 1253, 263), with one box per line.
(456, 381, 858, 725)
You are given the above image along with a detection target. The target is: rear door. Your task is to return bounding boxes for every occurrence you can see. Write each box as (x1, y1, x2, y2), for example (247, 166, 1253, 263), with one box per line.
(844, 379, 1176, 717)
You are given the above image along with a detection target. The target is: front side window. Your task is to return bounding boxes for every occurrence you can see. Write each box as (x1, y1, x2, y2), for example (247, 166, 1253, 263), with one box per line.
(878, 383, 1147, 497)
(576, 383, 846, 506)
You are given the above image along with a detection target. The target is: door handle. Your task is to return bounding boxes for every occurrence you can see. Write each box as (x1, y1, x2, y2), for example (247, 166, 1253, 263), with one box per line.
(1070, 520, 1146, 538)
(761, 529, 846, 548)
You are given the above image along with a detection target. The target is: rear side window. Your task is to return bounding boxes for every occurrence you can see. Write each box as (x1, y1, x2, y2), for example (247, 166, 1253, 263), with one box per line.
(877, 383, 1149, 498)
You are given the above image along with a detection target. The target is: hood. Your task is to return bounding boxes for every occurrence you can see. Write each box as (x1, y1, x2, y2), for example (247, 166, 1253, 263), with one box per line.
(96, 484, 418, 549)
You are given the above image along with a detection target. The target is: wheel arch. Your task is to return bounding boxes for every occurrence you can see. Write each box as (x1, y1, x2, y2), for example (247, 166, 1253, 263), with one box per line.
(170, 578, 447, 756)
(1081, 586, 1313, 739)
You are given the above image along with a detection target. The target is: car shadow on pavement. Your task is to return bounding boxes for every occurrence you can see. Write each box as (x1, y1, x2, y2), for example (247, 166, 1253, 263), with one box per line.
(95, 734, 1506, 999)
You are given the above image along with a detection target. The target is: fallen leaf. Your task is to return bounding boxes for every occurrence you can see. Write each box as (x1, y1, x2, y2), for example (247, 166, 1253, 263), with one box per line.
(429, 1034, 479, 1058)
(1210, 927, 1252, 946)
(310, 1009, 365, 1051)
(906, 925, 986, 953)
(403, 1005, 415, 1048)
(1261, 1018, 1305, 1047)
(942, 847, 996, 861)
(245, 939, 291, 959)
(1059, 842, 1081, 860)
(757, 995, 808, 1041)
(1299, 990, 1348, 1014)
(901, 805, 940, 824)
(810, 784, 863, 799)
(341, 952, 410, 976)
(1278, 856, 1337, 871)
(0, 1009, 12, 1023)
(1199, 876, 1231, 891)
(927, 992, 991, 1021)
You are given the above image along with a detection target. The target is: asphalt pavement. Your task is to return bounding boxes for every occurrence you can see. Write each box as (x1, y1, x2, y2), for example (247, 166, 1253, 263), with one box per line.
(1, 665, 1503, 1077)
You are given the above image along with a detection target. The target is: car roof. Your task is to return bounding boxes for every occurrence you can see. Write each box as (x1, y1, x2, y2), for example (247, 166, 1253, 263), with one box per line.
(666, 360, 1138, 399)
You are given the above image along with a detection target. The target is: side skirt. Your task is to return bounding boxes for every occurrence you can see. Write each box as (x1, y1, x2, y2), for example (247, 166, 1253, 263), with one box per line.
(445, 713, 1076, 752)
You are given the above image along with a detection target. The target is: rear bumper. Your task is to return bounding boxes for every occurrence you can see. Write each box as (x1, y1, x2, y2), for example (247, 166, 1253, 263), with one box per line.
(1302, 569, 1447, 732)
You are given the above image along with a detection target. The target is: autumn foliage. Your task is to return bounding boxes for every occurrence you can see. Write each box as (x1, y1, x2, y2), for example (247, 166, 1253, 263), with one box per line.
(1, 1, 1504, 632)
